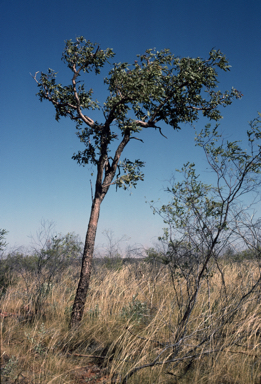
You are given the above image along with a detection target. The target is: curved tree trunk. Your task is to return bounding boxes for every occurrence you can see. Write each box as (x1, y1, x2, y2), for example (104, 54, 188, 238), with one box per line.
(70, 196, 103, 328)
(70, 131, 131, 329)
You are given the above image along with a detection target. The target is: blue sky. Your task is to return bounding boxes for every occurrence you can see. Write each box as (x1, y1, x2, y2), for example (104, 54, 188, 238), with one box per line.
(1, 0, 261, 252)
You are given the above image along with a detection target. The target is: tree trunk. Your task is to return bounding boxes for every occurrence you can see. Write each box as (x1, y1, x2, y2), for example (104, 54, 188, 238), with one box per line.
(70, 196, 102, 328)
(69, 131, 131, 329)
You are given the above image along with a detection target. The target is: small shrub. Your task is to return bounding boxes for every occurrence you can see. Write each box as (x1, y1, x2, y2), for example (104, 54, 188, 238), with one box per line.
(120, 294, 149, 324)
(25, 323, 48, 356)
(103, 254, 123, 271)
(1, 355, 19, 380)
(0, 258, 14, 297)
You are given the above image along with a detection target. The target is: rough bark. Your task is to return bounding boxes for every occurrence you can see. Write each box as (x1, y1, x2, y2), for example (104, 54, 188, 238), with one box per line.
(70, 196, 103, 328)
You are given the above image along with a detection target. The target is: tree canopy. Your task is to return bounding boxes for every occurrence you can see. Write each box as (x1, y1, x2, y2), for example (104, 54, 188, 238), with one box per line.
(35, 37, 242, 190)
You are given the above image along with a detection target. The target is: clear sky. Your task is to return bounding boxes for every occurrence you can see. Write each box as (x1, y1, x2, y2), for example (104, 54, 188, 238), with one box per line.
(1, 0, 261, 253)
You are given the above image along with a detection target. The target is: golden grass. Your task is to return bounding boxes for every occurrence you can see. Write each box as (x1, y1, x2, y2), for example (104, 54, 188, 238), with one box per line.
(0, 261, 261, 383)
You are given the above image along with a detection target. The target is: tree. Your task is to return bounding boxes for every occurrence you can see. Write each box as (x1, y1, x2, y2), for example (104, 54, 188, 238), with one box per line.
(122, 114, 261, 383)
(33, 36, 241, 328)
(160, 114, 261, 334)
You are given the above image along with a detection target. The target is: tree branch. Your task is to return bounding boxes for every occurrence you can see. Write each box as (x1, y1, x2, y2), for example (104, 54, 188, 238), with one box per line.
(72, 64, 95, 127)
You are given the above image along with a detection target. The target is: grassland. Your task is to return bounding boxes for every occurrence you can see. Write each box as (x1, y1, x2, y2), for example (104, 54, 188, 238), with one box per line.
(0, 259, 261, 383)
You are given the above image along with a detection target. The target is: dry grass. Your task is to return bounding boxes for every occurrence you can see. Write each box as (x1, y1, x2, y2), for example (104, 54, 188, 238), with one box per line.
(0, 261, 261, 383)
